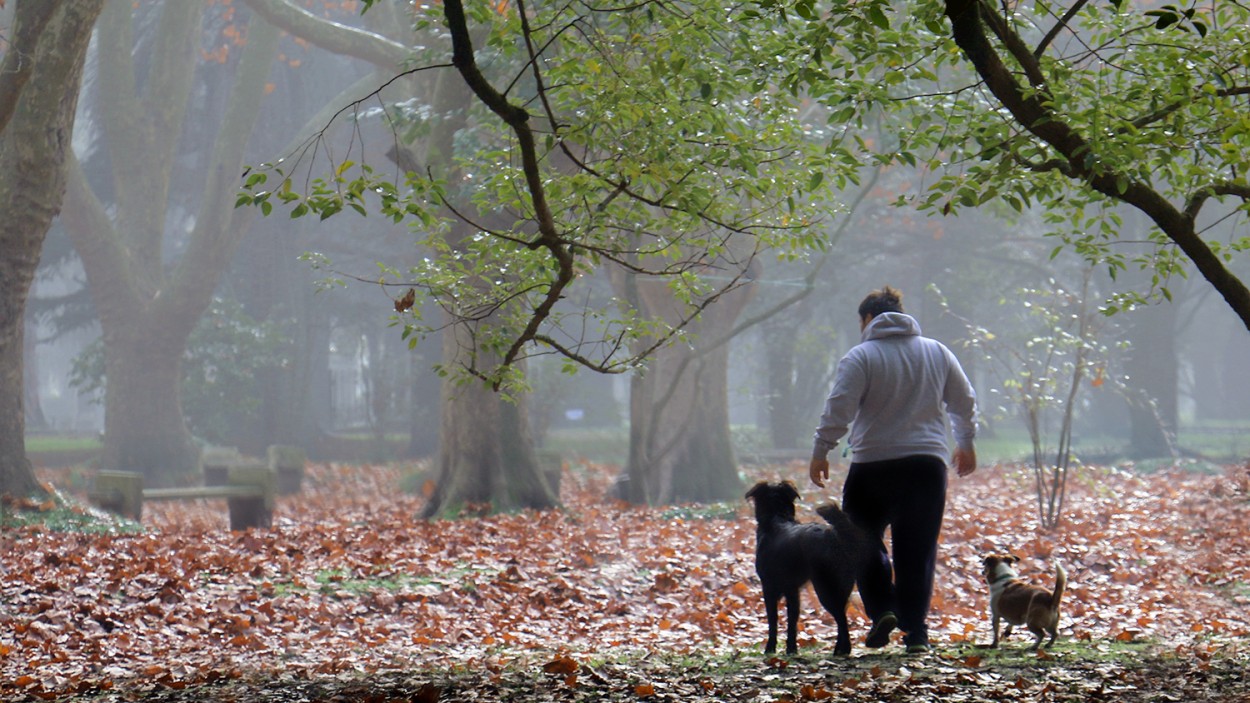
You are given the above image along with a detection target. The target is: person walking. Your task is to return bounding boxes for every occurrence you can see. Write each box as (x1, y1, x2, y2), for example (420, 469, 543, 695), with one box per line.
(809, 286, 978, 653)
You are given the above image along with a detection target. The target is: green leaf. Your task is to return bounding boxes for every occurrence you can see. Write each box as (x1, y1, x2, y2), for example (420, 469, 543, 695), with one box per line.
(865, 5, 890, 30)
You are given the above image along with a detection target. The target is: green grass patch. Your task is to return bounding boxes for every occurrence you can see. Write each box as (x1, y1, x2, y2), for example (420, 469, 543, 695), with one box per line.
(25, 435, 104, 453)
(541, 428, 628, 464)
(0, 493, 141, 534)
(659, 501, 740, 521)
(268, 563, 505, 598)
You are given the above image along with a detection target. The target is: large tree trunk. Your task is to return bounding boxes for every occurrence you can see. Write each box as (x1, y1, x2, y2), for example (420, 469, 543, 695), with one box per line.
(23, 318, 47, 431)
(0, 0, 106, 499)
(615, 274, 756, 505)
(763, 327, 800, 449)
(98, 324, 199, 483)
(420, 323, 556, 517)
(1123, 302, 1178, 459)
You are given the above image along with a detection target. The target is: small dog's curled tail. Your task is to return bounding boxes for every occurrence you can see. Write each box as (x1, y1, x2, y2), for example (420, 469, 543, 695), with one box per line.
(1052, 564, 1067, 608)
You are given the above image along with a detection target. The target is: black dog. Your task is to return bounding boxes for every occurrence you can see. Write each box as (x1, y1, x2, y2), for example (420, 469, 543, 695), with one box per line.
(745, 480, 867, 656)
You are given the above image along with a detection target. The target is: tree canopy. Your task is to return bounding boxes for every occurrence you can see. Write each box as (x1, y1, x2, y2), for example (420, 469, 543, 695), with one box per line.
(773, 0, 1250, 325)
(240, 0, 843, 389)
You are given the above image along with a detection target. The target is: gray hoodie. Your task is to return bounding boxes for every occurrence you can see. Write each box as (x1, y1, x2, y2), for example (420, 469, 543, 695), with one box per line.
(812, 312, 977, 464)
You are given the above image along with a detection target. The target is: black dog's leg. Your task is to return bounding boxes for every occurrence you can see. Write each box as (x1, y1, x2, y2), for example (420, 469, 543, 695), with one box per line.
(784, 588, 801, 655)
(763, 586, 781, 654)
(812, 580, 854, 656)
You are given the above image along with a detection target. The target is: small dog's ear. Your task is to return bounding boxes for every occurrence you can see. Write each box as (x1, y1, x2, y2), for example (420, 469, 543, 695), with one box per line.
(1006, 555, 1020, 564)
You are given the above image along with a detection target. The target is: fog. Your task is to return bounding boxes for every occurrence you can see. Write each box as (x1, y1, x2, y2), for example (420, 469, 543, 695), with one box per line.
(21, 1, 1250, 481)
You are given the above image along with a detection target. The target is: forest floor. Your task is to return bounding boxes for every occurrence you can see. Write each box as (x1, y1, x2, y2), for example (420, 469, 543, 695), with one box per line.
(2, 457, 1249, 701)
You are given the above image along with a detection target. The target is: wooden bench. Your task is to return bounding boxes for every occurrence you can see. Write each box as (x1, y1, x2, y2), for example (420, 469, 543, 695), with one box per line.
(202, 445, 305, 495)
(90, 462, 275, 530)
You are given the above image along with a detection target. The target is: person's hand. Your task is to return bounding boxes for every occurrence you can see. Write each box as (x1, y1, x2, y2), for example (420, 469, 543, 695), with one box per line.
(809, 457, 831, 488)
(952, 446, 977, 477)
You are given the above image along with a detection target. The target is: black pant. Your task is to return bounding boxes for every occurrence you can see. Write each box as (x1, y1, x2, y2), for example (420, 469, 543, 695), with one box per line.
(842, 454, 948, 646)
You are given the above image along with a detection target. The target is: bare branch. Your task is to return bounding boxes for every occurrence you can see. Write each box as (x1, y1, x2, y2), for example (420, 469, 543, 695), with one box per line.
(1033, 0, 1091, 58)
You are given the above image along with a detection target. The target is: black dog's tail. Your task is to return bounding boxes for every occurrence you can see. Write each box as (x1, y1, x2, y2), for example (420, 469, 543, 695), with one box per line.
(815, 502, 859, 536)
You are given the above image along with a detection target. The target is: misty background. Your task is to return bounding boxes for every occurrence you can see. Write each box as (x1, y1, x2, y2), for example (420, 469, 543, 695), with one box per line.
(18, 1, 1250, 478)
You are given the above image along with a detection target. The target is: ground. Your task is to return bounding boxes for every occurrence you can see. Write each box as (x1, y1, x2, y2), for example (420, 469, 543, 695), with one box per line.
(2, 458, 1248, 701)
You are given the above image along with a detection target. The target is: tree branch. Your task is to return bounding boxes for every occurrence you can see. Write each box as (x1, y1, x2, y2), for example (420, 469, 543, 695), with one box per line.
(1033, 0, 1090, 58)
(242, 0, 411, 68)
(442, 0, 576, 387)
(0, 0, 57, 134)
(944, 0, 1250, 331)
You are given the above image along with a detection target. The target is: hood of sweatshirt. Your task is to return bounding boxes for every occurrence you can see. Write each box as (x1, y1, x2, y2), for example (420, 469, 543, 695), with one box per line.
(862, 311, 922, 341)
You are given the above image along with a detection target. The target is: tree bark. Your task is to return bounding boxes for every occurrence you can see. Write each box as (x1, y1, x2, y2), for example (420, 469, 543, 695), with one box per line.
(0, 0, 106, 499)
(420, 321, 557, 517)
(1123, 303, 1178, 459)
(614, 274, 756, 505)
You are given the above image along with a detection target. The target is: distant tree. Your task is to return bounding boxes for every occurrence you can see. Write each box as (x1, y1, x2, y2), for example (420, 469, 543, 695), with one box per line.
(0, 0, 106, 499)
(59, 1, 391, 482)
(241, 0, 838, 508)
(940, 271, 1123, 530)
(58, 2, 282, 482)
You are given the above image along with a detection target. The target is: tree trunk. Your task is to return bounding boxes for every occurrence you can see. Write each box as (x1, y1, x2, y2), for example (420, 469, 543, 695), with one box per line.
(1123, 302, 1178, 459)
(406, 336, 441, 458)
(23, 317, 47, 431)
(763, 327, 800, 449)
(420, 323, 556, 517)
(615, 274, 756, 505)
(0, 0, 106, 499)
(99, 329, 198, 483)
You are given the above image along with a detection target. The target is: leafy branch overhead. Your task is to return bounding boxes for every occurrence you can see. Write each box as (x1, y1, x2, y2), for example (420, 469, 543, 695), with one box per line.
(771, 0, 1250, 327)
(238, 0, 839, 388)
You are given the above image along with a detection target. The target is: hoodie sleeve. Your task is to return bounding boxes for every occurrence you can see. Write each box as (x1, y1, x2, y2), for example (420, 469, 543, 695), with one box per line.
(942, 346, 977, 450)
(812, 351, 866, 460)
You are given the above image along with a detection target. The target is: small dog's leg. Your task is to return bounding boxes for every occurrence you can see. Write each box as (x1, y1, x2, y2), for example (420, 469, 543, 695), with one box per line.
(784, 589, 801, 655)
(832, 613, 851, 655)
(1028, 624, 1045, 651)
(989, 614, 1003, 648)
(1030, 620, 1050, 650)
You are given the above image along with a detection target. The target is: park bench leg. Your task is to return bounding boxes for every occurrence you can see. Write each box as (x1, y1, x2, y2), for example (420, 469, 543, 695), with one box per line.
(227, 496, 272, 530)
(90, 471, 143, 521)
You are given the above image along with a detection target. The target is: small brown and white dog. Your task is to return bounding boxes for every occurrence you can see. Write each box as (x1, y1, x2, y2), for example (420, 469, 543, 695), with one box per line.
(980, 554, 1067, 650)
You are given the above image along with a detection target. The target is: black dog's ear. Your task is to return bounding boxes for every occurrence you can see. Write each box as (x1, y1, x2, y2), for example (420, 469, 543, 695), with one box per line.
(781, 480, 800, 502)
(745, 481, 767, 501)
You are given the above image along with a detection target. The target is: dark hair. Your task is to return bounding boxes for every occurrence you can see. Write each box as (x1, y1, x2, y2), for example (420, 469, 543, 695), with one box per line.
(858, 286, 904, 321)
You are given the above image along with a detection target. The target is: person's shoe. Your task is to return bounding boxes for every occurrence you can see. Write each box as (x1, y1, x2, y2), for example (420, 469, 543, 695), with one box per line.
(864, 612, 897, 649)
(905, 642, 930, 655)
